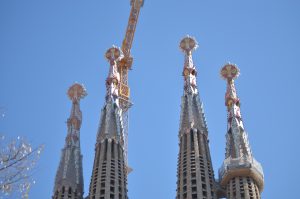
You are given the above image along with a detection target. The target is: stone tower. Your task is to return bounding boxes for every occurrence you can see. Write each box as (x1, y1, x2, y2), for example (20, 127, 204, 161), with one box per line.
(176, 36, 217, 199)
(53, 83, 87, 199)
(88, 46, 128, 199)
(218, 63, 264, 199)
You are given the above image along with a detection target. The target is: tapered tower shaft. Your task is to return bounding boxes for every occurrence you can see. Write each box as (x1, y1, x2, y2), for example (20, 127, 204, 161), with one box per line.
(176, 36, 217, 199)
(218, 63, 264, 199)
(88, 47, 128, 199)
(53, 83, 87, 199)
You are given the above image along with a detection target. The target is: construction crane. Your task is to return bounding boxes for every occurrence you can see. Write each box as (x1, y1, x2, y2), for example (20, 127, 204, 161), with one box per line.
(118, 0, 144, 173)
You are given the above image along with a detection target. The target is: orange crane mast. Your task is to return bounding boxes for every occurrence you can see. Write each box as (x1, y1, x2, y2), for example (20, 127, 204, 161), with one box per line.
(118, 0, 144, 172)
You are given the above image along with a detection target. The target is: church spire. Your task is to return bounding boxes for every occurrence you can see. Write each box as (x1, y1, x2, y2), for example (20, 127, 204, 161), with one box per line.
(178, 36, 207, 135)
(88, 46, 129, 199)
(220, 63, 252, 159)
(52, 83, 87, 199)
(96, 46, 125, 142)
(219, 63, 264, 199)
(176, 36, 217, 199)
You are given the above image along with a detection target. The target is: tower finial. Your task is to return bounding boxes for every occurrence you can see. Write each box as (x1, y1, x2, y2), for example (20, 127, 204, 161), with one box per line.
(105, 45, 123, 62)
(179, 35, 198, 54)
(67, 83, 87, 102)
(220, 63, 241, 108)
(220, 63, 240, 81)
(67, 83, 87, 103)
(105, 46, 123, 104)
(180, 36, 198, 95)
(66, 83, 87, 133)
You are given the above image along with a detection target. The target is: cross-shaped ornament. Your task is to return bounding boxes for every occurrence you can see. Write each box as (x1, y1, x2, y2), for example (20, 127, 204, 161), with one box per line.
(105, 46, 122, 61)
(221, 64, 240, 80)
(180, 36, 198, 54)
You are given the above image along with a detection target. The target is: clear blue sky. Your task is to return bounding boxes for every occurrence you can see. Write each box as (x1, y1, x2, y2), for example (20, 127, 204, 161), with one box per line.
(1, 1, 299, 198)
